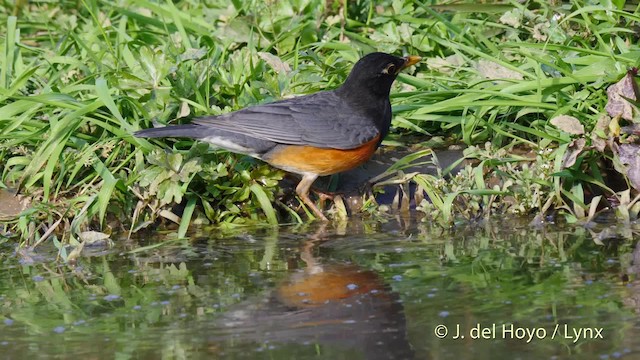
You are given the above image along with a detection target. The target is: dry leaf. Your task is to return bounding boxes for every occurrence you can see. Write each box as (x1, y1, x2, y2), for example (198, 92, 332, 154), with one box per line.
(258, 52, 291, 74)
(562, 138, 586, 169)
(606, 71, 639, 121)
(532, 22, 549, 41)
(499, 10, 522, 28)
(550, 115, 585, 135)
(177, 101, 190, 119)
(616, 143, 640, 190)
(609, 115, 622, 137)
(620, 124, 640, 135)
(78, 231, 111, 246)
(476, 59, 524, 80)
(425, 54, 464, 74)
(0, 189, 29, 220)
(590, 114, 610, 152)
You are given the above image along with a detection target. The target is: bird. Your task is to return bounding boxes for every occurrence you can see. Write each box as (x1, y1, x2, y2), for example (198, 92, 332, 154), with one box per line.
(134, 52, 421, 221)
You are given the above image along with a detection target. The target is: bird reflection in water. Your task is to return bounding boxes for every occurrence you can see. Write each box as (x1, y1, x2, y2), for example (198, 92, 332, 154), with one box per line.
(215, 225, 414, 359)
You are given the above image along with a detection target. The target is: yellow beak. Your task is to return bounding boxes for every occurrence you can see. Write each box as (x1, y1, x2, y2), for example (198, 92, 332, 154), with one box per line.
(400, 55, 421, 69)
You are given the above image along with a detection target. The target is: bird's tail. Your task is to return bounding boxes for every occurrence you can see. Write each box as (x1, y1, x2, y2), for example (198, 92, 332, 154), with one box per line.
(134, 124, 276, 157)
(134, 124, 204, 139)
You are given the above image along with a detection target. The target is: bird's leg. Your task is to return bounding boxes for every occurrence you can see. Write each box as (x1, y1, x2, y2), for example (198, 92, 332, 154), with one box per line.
(296, 173, 328, 221)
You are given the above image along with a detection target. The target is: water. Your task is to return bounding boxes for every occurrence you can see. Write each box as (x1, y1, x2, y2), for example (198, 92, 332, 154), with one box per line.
(1, 216, 639, 359)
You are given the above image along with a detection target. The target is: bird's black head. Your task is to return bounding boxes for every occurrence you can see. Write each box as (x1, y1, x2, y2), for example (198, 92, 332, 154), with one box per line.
(339, 52, 420, 99)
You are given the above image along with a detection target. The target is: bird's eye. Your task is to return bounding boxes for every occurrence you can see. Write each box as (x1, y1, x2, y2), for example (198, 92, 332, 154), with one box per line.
(382, 63, 397, 75)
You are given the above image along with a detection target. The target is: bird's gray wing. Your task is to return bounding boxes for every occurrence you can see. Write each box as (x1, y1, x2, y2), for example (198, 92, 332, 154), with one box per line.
(192, 91, 380, 150)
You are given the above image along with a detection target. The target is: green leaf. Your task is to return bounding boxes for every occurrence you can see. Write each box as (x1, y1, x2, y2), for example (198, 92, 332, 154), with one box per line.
(249, 184, 278, 225)
(178, 197, 197, 238)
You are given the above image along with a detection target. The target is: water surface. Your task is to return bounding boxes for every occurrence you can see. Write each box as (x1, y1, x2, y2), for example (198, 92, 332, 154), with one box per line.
(1, 216, 638, 359)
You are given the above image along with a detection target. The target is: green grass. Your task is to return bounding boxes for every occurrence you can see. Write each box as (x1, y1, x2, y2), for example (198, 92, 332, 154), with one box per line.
(1, 0, 639, 247)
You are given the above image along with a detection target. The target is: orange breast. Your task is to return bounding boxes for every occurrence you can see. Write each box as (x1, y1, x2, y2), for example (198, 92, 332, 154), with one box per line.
(264, 135, 380, 176)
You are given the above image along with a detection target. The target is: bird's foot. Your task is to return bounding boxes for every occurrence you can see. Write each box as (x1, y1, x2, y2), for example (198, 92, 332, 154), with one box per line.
(300, 196, 328, 222)
(312, 189, 336, 210)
